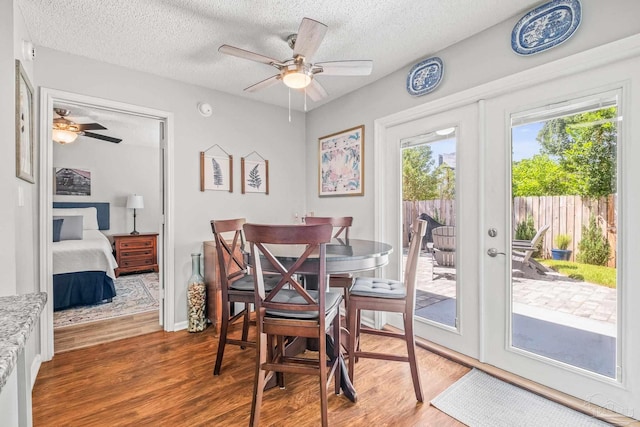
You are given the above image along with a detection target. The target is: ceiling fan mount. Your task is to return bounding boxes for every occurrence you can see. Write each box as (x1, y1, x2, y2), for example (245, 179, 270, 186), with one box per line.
(52, 108, 122, 144)
(219, 17, 373, 101)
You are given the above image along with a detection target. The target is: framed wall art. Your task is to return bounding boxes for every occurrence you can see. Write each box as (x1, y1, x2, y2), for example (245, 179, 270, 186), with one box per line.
(200, 144, 233, 192)
(241, 151, 269, 194)
(55, 167, 91, 196)
(16, 60, 35, 183)
(318, 125, 364, 197)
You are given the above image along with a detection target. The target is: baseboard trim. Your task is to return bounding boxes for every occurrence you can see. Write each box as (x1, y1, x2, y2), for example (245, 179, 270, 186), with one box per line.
(173, 320, 187, 331)
(30, 354, 42, 390)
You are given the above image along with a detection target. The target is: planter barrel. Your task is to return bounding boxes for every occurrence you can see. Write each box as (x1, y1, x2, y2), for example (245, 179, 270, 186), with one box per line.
(551, 249, 572, 261)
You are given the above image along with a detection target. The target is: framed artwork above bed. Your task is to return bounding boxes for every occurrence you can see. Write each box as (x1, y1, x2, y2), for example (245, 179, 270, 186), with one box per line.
(55, 167, 91, 196)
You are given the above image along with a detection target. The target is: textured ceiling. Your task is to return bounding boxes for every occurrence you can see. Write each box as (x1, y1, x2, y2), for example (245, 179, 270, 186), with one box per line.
(18, 0, 541, 112)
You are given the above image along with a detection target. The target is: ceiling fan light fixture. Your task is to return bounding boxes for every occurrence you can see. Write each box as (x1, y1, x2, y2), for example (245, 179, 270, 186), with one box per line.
(52, 128, 79, 144)
(282, 68, 312, 89)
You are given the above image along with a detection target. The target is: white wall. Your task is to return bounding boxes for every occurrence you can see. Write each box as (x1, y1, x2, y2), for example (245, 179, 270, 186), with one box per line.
(34, 48, 307, 323)
(53, 124, 162, 235)
(305, 0, 640, 246)
(0, 0, 17, 299)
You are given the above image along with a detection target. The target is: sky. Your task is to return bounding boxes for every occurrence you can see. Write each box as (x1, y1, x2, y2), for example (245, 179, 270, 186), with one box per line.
(409, 120, 545, 165)
(512, 121, 544, 161)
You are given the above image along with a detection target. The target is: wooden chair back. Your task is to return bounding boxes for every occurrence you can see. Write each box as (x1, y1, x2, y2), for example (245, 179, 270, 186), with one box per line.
(210, 218, 247, 287)
(405, 219, 428, 314)
(243, 223, 333, 320)
(304, 216, 352, 240)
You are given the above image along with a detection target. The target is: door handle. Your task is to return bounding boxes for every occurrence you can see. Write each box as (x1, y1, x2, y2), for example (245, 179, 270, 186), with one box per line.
(487, 248, 506, 257)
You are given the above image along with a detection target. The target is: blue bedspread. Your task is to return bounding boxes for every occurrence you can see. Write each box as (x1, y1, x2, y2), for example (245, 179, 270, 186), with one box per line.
(53, 271, 116, 311)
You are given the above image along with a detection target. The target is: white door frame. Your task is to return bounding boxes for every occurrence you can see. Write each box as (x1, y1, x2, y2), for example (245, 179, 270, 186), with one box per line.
(38, 88, 176, 361)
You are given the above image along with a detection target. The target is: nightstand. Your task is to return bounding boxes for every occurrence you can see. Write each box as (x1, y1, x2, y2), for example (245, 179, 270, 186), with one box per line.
(112, 233, 159, 277)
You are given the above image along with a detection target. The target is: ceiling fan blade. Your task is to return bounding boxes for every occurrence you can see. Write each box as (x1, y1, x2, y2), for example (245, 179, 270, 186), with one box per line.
(244, 75, 281, 93)
(219, 44, 281, 66)
(292, 18, 328, 60)
(315, 60, 373, 76)
(305, 79, 328, 102)
(75, 123, 107, 131)
(82, 131, 122, 144)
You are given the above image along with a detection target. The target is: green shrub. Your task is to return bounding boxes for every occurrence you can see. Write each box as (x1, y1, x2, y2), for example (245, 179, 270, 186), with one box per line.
(577, 216, 610, 266)
(514, 215, 543, 257)
(515, 216, 536, 240)
(555, 234, 572, 250)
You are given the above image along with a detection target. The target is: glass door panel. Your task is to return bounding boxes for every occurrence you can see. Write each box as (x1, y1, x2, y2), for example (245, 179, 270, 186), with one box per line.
(510, 98, 618, 378)
(402, 129, 457, 328)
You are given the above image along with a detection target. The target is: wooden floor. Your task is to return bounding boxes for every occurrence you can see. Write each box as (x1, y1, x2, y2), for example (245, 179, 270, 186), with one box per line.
(34, 325, 469, 426)
(54, 310, 162, 353)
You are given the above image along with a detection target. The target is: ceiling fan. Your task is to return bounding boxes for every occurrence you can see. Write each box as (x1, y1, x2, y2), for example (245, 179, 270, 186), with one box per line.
(219, 17, 373, 101)
(52, 108, 122, 144)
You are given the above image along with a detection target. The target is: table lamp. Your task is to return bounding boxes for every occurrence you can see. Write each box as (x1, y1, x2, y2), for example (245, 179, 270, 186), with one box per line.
(126, 194, 144, 235)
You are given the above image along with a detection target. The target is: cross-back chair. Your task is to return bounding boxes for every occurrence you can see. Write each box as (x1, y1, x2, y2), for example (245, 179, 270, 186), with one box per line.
(210, 218, 280, 376)
(243, 223, 343, 427)
(347, 218, 427, 402)
(303, 216, 354, 308)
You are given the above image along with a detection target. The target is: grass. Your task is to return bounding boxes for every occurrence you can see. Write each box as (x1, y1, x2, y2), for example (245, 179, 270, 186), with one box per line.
(538, 259, 617, 288)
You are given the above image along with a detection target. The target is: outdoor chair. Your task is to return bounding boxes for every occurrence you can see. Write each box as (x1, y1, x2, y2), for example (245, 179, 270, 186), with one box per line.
(347, 218, 427, 402)
(512, 224, 550, 267)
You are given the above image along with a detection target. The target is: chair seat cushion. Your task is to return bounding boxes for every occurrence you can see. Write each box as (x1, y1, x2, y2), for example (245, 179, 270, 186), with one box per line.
(230, 274, 280, 291)
(266, 290, 342, 319)
(350, 277, 406, 299)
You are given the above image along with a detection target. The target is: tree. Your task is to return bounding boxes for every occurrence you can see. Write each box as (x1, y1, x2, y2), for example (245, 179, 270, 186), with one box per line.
(512, 154, 577, 196)
(536, 107, 617, 198)
(402, 146, 439, 201)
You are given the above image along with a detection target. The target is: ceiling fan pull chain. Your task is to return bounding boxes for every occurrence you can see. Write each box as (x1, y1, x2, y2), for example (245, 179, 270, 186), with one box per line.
(304, 87, 308, 112)
(288, 88, 291, 122)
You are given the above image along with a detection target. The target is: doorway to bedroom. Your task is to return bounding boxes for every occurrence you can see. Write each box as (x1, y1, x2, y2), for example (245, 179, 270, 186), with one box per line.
(41, 91, 171, 354)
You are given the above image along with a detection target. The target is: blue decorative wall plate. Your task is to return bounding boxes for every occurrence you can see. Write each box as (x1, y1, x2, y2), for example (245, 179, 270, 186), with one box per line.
(406, 57, 443, 97)
(511, 0, 581, 55)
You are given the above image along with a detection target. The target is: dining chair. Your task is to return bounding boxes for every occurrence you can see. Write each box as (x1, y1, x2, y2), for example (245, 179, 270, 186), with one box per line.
(210, 218, 280, 376)
(243, 223, 343, 427)
(303, 216, 354, 309)
(347, 218, 427, 402)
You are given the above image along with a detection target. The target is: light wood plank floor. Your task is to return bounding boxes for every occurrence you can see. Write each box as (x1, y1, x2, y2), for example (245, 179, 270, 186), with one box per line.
(54, 310, 162, 353)
(34, 325, 469, 426)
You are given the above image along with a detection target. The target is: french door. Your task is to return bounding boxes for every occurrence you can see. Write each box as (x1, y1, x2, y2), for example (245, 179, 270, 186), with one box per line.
(383, 103, 480, 357)
(376, 50, 640, 417)
(482, 55, 640, 412)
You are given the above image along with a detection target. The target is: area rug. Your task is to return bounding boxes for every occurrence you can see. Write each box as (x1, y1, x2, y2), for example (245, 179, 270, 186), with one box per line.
(54, 272, 159, 329)
(431, 369, 611, 426)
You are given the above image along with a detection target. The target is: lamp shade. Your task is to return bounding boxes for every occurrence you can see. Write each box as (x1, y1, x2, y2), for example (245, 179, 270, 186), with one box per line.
(126, 194, 144, 209)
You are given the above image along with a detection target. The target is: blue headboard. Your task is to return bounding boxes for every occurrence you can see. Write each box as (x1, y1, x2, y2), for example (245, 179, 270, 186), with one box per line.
(53, 202, 110, 230)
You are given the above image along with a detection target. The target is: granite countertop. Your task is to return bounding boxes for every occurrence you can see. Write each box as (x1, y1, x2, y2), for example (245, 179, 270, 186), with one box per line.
(0, 292, 47, 392)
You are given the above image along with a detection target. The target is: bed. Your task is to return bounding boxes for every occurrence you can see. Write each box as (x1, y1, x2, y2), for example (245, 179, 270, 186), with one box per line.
(52, 202, 119, 311)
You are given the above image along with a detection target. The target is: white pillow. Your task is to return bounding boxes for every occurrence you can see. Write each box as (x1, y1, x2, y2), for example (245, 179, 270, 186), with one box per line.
(52, 207, 99, 230)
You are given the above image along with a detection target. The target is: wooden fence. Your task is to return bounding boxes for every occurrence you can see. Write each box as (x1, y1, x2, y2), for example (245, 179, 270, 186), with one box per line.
(403, 195, 617, 267)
